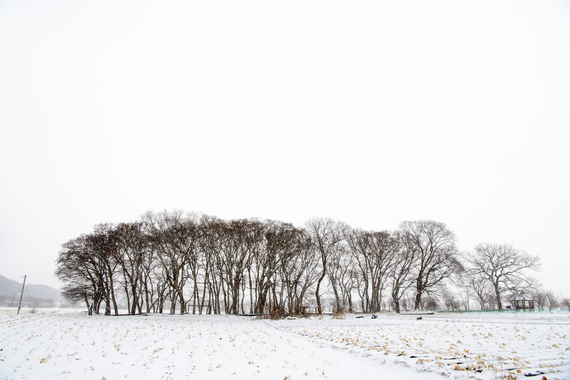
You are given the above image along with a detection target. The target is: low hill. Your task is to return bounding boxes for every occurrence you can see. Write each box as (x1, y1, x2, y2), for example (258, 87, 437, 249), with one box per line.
(0, 274, 62, 302)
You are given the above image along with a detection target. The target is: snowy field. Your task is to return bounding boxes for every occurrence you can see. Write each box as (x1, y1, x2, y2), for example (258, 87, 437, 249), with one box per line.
(1, 309, 568, 380)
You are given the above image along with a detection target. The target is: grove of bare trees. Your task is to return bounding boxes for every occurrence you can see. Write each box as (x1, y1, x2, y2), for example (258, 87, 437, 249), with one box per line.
(55, 212, 543, 316)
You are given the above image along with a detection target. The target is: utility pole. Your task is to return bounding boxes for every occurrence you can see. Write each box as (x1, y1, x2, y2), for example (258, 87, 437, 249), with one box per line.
(17, 275, 26, 315)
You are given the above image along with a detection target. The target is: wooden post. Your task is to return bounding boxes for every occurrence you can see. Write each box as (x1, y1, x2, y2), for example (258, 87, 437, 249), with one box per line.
(17, 275, 26, 315)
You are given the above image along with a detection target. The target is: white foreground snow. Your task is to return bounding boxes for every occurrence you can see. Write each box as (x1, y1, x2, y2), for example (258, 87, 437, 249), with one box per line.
(0, 309, 568, 380)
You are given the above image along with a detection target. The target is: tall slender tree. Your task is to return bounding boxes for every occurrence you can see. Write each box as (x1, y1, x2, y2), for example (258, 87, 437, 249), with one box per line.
(305, 218, 348, 314)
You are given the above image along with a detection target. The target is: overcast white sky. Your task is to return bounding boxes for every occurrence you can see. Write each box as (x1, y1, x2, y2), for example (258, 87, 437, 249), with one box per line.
(1, 1, 569, 297)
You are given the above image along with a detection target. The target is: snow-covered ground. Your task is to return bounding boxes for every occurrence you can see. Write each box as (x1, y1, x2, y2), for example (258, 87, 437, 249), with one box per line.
(1, 309, 568, 380)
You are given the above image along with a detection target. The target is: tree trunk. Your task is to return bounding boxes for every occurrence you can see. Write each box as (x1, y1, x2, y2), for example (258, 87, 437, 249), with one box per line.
(330, 277, 342, 312)
(315, 270, 326, 314)
(392, 287, 401, 313)
(495, 283, 503, 311)
(414, 291, 423, 310)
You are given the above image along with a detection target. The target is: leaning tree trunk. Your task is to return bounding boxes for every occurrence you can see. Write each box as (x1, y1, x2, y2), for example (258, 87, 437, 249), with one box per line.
(315, 270, 326, 315)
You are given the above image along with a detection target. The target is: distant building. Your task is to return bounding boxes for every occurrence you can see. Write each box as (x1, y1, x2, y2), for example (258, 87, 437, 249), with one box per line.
(301, 305, 319, 315)
(510, 296, 535, 310)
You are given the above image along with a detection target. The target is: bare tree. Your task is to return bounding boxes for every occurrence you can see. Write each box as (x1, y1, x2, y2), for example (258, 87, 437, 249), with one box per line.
(463, 269, 494, 310)
(56, 236, 100, 315)
(464, 243, 541, 310)
(533, 289, 548, 311)
(305, 218, 348, 314)
(545, 291, 560, 311)
(86, 224, 120, 315)
(138, 238, 161, 313)
(390, 231, 417, 313)
(326, 242, 358, 312)
(441, 287, 461, 311)
(199, 216, 226, 314)
(56, 225, 120, 316)
(252, 221, 308, 316)
(345, 229, 398, 313)
(279, 233, 318, 315)
(400, 220, 462, 310)
(531, 289, 559, 311)
(143, 211, 196, 314)
(391, 250, 415, 313)
(210, 219, 260, 315)
(114, 222, 149, 314)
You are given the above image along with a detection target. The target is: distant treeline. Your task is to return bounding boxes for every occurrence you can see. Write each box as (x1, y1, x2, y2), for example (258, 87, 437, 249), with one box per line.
(0, 294, 58, 308)
(56, 211, 476, 316)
